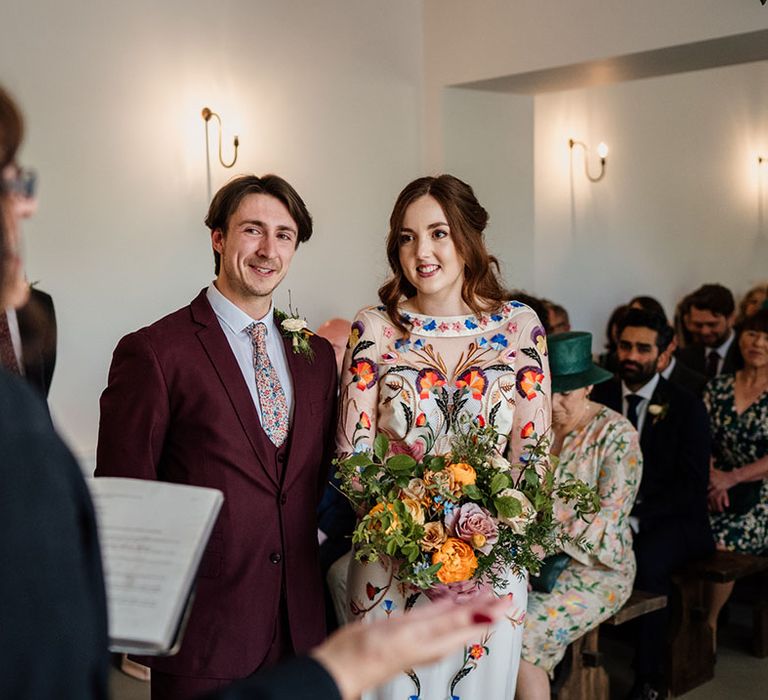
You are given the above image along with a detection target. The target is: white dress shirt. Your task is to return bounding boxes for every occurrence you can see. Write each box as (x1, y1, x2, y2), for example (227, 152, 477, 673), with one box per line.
(206, 283, 294, 425)
(621, 372, 660, 436)
(661, 355, 676, 381)
(707, 330, 736, 376)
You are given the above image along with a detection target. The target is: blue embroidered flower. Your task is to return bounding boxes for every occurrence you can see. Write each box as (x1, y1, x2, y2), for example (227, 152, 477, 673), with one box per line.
(383, 599, 395, 613)
(477, 337, 488, 348)
(491, 313, 503, 321)
(395, 337, 411, 351)
(510, 301, 524, 307)
(490, 333, 508, 350)
(414, 338, 426, 349)
(423, 319, 437, 331)
(464, 318, 478, 330)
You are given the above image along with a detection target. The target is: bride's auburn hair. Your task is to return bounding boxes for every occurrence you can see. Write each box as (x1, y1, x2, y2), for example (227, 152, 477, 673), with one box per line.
(378, 174, 507, 334)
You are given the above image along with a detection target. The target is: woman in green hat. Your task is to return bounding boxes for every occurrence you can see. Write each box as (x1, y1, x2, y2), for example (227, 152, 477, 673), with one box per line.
(516, 332, 643, 700)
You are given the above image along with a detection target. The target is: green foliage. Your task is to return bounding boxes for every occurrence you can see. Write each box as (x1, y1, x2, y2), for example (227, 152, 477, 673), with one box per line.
(334, 419, 599, 592)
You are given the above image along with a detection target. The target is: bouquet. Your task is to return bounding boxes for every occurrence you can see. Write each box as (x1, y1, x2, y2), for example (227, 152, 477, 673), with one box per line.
(335, 419, 598, 593)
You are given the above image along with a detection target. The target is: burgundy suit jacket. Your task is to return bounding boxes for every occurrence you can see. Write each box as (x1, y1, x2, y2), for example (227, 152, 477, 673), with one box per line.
(95, 290, 338, 680)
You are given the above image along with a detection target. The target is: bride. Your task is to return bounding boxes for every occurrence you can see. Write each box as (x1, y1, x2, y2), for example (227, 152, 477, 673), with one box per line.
(336, 174, 551, 699)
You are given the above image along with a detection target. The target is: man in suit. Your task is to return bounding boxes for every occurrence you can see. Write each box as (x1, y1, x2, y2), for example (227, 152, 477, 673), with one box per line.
(96, 174, 338, 700)
(655, 333, 707, 396)
(591, 308, 713, 700)
(677, 284, 739, 378)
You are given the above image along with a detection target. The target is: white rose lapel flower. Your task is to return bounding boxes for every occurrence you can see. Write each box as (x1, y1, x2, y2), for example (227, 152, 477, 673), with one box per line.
(647, 402, 669, 425)
(274, 293, 314, 361)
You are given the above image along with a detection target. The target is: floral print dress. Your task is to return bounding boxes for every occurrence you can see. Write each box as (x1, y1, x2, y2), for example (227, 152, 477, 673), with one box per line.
(521, 407, 641, 673)
(337, 301, 551, 700)
(704, 374, 768, 554)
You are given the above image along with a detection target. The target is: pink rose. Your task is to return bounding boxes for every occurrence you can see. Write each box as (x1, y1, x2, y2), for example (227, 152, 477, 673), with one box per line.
(424, 576, 492, 603)
(447, 503, 499, 555)
(389, 439, 426, 462)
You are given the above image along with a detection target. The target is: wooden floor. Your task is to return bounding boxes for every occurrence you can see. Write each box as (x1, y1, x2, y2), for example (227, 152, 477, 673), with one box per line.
(112, 603, 768, 700)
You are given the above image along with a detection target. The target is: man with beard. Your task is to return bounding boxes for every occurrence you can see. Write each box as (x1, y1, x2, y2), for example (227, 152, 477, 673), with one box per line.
(677, 284, 738, 378)
(591, 308, 713, 700)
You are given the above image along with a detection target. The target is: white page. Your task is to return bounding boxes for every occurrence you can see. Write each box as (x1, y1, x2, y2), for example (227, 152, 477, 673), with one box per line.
(87, 477, 223, 654)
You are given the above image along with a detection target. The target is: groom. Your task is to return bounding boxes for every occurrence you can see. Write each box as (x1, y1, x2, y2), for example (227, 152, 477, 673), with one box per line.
(96, 175, 338, 700)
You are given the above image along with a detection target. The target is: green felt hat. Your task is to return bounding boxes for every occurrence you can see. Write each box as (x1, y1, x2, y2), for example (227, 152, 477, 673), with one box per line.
(548, 331, 613, 393)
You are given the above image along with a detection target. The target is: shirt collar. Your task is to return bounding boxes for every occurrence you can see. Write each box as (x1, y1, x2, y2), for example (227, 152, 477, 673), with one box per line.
(622, 372, 660, 401)
(206, 283, 276, 336)
(712, 329, 735, 358)
(661, 356, 676, 380)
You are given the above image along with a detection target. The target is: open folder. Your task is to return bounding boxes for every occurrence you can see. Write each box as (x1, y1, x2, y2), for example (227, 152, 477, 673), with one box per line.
(87, 477, 224, 655)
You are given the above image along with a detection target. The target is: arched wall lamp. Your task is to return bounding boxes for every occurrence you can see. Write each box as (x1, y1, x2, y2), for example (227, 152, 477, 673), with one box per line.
(569, 138, 608, 183)
(202, 107, 240, 201)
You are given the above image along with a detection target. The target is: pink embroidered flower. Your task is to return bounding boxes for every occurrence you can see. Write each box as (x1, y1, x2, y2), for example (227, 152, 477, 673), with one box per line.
(445, 503, 499, 555)
(383, 326, 394, 338)
(438, 321, 451, 333)
(452, 321, 463, 332)
(507, 321, 518, 334)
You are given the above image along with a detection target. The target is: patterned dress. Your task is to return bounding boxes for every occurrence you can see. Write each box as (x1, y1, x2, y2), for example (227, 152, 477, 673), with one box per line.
(521, 407, 641, 673)
(337, 301, 551, 700)
(704, 374, 768, 554)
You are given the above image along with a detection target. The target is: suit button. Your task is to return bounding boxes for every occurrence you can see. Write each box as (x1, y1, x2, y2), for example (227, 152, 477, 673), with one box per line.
(270, 552, 282, 564)
(277, 454, 286, 463)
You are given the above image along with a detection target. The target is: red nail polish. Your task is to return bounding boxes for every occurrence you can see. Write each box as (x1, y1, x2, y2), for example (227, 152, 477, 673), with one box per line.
(472, 612, 493, 624)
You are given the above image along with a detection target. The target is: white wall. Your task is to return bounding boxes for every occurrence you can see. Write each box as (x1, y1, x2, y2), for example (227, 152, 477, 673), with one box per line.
(0, 0, 423, 463)
(442, 88, 535, 292)
(423, 0, 768, 167)
(533, 61, 768, 345)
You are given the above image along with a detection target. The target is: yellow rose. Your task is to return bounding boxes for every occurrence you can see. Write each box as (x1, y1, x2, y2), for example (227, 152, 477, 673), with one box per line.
(420, 521, 448, 552)
(432, 537, 478, 583)
(401, 497, 425, 525)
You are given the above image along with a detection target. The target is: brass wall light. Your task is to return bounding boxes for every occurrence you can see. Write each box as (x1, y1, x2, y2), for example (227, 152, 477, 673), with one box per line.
(202, 107, 240, 201)
(569, 138, 608, 183)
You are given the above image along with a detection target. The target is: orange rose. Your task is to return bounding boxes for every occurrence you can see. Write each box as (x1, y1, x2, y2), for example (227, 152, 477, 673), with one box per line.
(447, 462, 477, 494)
(432, 537, 478, 583)
(367, 503, 399, 533)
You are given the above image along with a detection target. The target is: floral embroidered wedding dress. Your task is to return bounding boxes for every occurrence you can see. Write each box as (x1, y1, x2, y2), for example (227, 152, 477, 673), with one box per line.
(336, 301, 551, 700)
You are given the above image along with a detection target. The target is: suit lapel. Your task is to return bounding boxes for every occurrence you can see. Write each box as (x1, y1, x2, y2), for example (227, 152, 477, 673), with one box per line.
(282, 332, 314, 491)
(191, 291, 280, 490)
(640, 377, 671, 450)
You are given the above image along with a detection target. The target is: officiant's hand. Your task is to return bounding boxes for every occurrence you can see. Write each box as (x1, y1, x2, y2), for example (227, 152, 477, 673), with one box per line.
(311, 594, 510, 700)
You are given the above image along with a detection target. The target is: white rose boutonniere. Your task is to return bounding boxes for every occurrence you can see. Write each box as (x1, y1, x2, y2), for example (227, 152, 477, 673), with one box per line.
(274, 293, 314, 361)
(647, 402, 669, 424)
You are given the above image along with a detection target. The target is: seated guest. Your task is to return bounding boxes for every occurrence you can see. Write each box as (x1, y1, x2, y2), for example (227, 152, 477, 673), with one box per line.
(543, 299, 571, 334)
(655, 324, 708, 396)
(591, 308, 713, 700)
(628, 295, 667, 322)
(677, 284, 738, 378)
(704, 308, 768, 646)
(517, 332, 641, 700)
(736, 282, 768, 325)
(597, 303, 627, 373)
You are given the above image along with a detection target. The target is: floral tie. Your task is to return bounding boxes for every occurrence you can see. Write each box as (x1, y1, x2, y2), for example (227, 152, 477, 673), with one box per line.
(248, 322, 289, 447)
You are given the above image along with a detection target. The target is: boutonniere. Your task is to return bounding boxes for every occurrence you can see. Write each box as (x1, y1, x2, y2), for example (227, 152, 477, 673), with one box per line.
(274, 293, 314, 362)
(647, 402, 669, 424)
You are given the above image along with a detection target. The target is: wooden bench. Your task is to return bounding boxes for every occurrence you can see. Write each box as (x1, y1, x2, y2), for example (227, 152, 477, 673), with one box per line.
(667, 550, 768, 696)
(554, 590, 667, 700)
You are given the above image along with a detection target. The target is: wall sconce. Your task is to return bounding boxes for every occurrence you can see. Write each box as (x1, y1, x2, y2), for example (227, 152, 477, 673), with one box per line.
(569, 138, 608, 183)
(202, 107, 240, 201)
